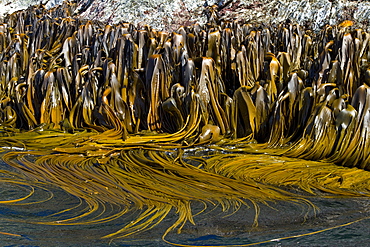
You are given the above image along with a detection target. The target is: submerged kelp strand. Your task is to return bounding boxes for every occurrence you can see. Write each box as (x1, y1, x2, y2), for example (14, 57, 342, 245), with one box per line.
(0, 0, 370, 243)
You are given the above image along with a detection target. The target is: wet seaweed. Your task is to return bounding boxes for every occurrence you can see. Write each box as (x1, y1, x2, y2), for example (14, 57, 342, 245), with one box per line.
(0, 1, 370, 242)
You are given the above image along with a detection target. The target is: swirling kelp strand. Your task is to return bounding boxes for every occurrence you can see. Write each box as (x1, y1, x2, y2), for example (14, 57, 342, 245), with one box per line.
(2, 147, 315, 238)
(2, 151, 131, 225)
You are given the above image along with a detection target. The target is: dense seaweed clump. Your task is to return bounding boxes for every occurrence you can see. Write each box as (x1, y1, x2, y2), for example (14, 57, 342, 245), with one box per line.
(1, 0, 370, 242)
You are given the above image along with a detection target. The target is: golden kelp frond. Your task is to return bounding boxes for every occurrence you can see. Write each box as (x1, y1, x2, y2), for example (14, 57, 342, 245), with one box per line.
(339, 20, 354, 28)
(1, 1, 370, 243)
(205, 152, 370, 197)
(4, 145, 370, 239)
(1, 3, 369, 158)
(2, 148, 313, 238)
(0, 126, 97, 151)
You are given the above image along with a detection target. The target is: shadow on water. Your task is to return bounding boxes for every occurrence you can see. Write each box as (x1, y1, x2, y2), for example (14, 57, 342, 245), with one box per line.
(0, 155, 369, 247)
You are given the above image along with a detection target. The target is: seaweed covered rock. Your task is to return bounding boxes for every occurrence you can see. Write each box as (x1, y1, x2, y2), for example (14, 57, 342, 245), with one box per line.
(1, 0, 369, 31)
(1, 1, 370, 170)
(1, 1, 370, 242)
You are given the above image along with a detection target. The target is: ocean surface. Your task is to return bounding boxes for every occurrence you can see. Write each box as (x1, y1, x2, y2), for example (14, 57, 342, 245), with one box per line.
(0, 159, 370, 247)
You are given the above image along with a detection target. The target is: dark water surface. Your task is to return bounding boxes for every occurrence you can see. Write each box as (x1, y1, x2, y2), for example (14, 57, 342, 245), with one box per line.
(1, 160, 370, 247)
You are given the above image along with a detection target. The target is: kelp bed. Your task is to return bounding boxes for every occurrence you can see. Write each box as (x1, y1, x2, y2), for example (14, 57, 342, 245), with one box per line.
(1, 1, 370, 245)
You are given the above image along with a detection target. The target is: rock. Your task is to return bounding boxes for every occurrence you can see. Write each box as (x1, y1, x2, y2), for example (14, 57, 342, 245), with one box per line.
(0, 0, 369, 31)
(0, 0, 40, 18)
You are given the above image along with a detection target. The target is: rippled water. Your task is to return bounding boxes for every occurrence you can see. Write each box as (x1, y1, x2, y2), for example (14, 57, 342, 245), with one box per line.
(1, 159, 370, 247)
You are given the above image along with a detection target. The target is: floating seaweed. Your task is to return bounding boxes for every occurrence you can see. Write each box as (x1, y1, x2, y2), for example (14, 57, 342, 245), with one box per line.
(0, 0, 370, 244)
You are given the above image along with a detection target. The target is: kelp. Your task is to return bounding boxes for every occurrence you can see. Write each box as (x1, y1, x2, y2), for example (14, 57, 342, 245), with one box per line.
(0, 0, 370, 243)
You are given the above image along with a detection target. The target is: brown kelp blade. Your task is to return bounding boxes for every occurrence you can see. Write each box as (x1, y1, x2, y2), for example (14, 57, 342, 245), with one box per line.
(1, 2, 370, 243)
